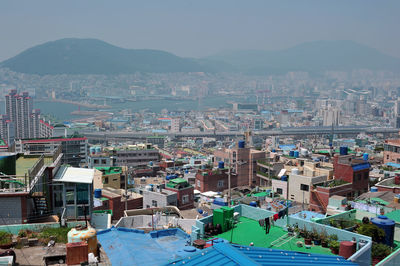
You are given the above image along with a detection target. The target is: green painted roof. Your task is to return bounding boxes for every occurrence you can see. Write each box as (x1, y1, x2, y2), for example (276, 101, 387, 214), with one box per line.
(0, 139, 6, 146)
(370, 198, 389, 205)
(95, 166, 122, 175)
(385, 210, 400, 223)
(253, 192, 268, 197)
(169, 178, 187, 184)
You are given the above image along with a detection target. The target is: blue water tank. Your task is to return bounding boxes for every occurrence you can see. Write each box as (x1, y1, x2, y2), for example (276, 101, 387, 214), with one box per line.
(371, 186, 378, 192)
(272, 149, 276, 152)
(371, 215, 395, 246)
(197, 209, 203, 214)
(95, 146, 101, 154)
(90, 147, 96, 154)
(294, 151, 299, 158)
(289, 150, 295, 157)
(218, 161, 225, 169)
(238, 140, 245, 149)
(94, 189, 102, 199)
(249, 201, 257, 207)
(363, 153, 369, 161)
(340, 146, 348, 155)
(149, 161, 153, 166)
(281, 175, 288, 181)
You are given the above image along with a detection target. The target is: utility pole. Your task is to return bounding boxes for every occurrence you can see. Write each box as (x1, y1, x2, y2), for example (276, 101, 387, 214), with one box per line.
(228, 150, 231, 207)
(125, 167, 129, 211)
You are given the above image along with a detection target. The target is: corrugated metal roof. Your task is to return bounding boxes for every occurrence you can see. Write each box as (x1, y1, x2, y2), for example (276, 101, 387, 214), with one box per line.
(352, 163, 370, 171)
(53, 166, 94, 183)
(170, 243, 358, 266)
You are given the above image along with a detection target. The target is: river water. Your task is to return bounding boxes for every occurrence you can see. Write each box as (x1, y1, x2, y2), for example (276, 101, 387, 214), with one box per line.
(0, 95, 257, 122)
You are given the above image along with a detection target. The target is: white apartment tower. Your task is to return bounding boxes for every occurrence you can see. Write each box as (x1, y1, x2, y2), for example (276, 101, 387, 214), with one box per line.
(2, 90, 53, 142)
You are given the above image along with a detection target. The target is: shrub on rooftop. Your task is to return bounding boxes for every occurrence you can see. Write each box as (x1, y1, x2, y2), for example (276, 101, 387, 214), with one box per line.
(357, 223, 385, 242)
(0, 231, 13, 246)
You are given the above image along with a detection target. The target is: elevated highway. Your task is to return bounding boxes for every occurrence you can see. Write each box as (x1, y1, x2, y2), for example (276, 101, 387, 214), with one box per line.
(83, 126, 398, 141)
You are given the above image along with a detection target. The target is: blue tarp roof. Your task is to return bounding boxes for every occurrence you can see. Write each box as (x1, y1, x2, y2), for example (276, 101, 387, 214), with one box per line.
(170, 243, 357, 266)
(352, 163, 371, 171)
(97, 227, 194, 265)
(279, 144, 296, 151)
(386, 162, 400, 168)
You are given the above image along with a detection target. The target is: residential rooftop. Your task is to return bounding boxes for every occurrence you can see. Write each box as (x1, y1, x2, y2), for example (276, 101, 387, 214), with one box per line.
(95, 166, 122, 175)
(212, 217, 334, 256)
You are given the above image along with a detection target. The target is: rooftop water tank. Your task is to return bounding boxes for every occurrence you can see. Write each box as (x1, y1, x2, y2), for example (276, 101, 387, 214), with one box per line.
(149, 161, 153, 166)
(292, 168, 299, 175)
(249, 201, 257, 207)
(294, 151, 299, 158)
(89, 147, 96, 155)
(281, 175, 288, 181)
(94, 189, 102, 199)
(95, 146, 101, 154)
(339, 241, 356, 259)
(371, 187, 378, 192)
(289, 150, 295, 157)
(363, 153, 369, 161)
(238, 140, 245, 149)
(68, 226, 98, 256)
(371, 215, 395, 246)
(218, 161, 225, 169)
(340, 146, 348, 155)
(395, 174, 400, 185)
(300, 148, 308, 157)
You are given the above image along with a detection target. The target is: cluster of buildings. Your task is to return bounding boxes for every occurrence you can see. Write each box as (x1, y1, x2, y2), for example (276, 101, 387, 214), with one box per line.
(0, 90, 53, 147)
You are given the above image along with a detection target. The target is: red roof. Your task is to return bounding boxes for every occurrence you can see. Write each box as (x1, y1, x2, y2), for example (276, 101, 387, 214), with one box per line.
(22, 137, 87, 143)
(39, 120, 54, 129)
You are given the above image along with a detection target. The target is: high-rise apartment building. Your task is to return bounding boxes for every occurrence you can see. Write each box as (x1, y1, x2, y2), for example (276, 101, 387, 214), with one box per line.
(2, 90, 53, 142)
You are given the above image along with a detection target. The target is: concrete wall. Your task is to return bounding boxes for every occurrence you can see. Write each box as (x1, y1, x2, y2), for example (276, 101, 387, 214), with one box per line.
(271, 179, 288, 199)
(0, 196, 22, 225)
(116, 215, 196, 234)
(143, 190, 177, 209)
(0, 221, 85, 235)
(378, 247, 400, 266)
(288, 174, 327, 204)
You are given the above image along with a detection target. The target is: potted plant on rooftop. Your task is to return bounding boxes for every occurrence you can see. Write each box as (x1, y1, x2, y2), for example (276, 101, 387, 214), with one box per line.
(0, 231, 13, 249)
(329, 240, 340, 255)
(303, 229, 312, 246)
(320, 230, 328, 248)
(371, 243, 391, 265)
(312, 229, 321, 245)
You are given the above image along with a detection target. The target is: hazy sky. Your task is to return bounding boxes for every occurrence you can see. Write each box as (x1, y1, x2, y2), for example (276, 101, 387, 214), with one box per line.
(1, 0, 399, 61)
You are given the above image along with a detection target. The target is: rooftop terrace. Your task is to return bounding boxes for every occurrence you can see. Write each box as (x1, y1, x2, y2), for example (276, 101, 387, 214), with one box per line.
(212, 217, 334, 256)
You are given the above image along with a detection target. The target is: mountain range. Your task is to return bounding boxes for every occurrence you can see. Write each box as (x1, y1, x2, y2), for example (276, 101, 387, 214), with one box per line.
(1, 38, 400, 75)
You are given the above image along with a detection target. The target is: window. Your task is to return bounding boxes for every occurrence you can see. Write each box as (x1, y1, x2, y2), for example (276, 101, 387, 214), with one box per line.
(104, 177, 109, 184)
(152, 200, 158, 207)
(102, 159, 107, 165)
(277, 188, 283, 195)
(217, 180, 224, 188)
(76, 184, 88, 204)
(182, 195, 189, 204)
(66, 188, 74, 205)
(94, 159, 99, 164)
(364, 172, 368, 179)
(300, 184, 309, 191)
(387, 155, 390, 160)
(197, 180, 201, 188)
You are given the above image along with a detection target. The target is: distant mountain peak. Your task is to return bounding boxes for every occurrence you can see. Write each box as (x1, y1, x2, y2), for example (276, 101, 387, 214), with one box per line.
(1, 39, 399, 75)
(0, 38, 207, 75)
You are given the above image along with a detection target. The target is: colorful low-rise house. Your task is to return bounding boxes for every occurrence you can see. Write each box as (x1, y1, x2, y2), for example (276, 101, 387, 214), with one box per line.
(165, 178, 194, 209)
